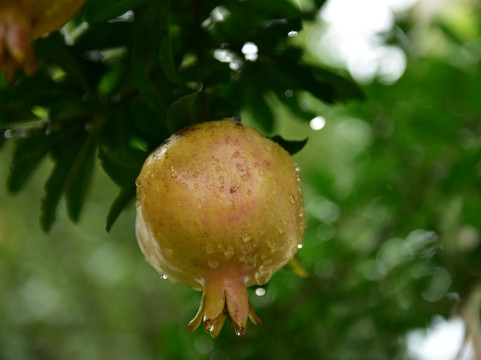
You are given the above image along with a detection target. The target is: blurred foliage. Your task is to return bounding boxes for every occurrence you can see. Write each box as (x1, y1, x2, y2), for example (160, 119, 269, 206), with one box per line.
(1, 0, 481, 360)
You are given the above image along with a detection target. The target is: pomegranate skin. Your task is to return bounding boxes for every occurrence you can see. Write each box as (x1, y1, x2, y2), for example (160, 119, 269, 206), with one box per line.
(136, 119, 305, 337)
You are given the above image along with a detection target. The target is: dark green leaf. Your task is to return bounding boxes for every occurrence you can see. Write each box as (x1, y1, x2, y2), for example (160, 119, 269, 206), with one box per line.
(98, 145, 146, 187)
(74, 22, 135, 51)
(313, 0, 327, 9)
(132, 42, 166, 115)
(130, 97, 169, 143)
(180, 59, 231, 88)
(166, 91, 201, 132)
(7, 134, 53, 193)
(84, 0, 147, 24)
(159, 30, 183, 86)
(40, 127, 100, 231)
(314, 68, 365, 102)
(254, 17, 303, 47)
(65, 138, 97, 223)
(270, 135, 307, 155)
(105, 181, 136, 232)
(244, 89, 274, 134)
(49, 100, 93, 123)
(36, 34, 103, 91)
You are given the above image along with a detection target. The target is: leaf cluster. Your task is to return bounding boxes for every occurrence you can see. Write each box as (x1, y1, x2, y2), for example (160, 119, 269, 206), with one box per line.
(0, 0, 361, 231)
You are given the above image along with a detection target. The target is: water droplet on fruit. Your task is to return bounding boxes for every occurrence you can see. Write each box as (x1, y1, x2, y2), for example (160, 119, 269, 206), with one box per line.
(235, 329, 242, 336)
(206, 243, 214, 254)
(295, 166, 300, 173)
(219, 176, 225, 184)
(263, 259, 272, 266)
(241, 174, 249, 182)
(224, 245, 234, 259)
(162, 274, 168, 280)
(241, 242, 252, 254)
(208, 260, 219, 269)
(177, 200, 183, 207)
(170, 167, 177, 178)
(245, 256, 256, 269)
(268, 240, 278, 252)
(165, 248, 173, 256)
(259, 265, 269, 274)
(181, 182, 187, 188)
(297, 244, 303, 249)
(258, 169, 265, 177)
(289, 194, 296, 204)
(241, 232, 251, 242)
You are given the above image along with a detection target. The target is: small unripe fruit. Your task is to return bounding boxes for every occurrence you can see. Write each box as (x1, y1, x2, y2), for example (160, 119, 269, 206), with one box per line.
(136, 119, 305, 338)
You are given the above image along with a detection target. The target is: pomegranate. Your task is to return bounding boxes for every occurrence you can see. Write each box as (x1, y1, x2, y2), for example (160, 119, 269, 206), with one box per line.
(0, 0, 86, 81)
(135, 119, 305, 338)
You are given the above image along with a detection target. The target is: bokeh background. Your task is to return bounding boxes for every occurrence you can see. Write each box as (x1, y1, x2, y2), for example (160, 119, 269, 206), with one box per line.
(1, 0, 481, 359)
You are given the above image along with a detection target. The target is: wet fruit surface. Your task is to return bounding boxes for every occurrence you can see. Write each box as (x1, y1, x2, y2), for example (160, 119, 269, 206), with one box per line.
(136, 119, 305, 337)
(0, 0, 86, 80)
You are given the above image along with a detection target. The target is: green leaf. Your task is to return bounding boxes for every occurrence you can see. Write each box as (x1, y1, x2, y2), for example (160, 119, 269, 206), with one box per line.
(254, 17, 303, 48)
(8, 134, 53, 193)
(41, 128, 99, 231)
(130, 97, 169, 143)
(314, 68, 365, 102)
(180, 59, 231, 88)
(74, 22, 134, 51)
(84, 0, 147, 24)
(166, 91, 201, 132)
(244, 89, 274, 134)
(270, 135, 308, 155)
(288, 254, 309, 278)
(159, 29, 183, 86)
(98, 145, 146, 187)
(313, 0, 327, 8)
(105, 181, 136, 232)
(132, 42, 166, 115)
(36, 34, 102, 91)
(49, 100, 93, 123)
(65, 138, 97, 223)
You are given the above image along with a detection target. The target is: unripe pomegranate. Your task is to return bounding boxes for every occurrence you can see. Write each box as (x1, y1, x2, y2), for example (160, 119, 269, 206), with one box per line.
(136, 119, 305, 338)
(0, 0, 86, 81)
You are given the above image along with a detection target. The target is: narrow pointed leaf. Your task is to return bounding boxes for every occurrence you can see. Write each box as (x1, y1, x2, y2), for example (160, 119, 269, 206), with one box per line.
(270, 135, 307, 155)
(105, 181, 136, 232)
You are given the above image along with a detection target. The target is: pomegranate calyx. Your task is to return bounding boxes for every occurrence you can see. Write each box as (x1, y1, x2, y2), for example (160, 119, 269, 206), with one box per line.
(188, 278, 261, 338)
